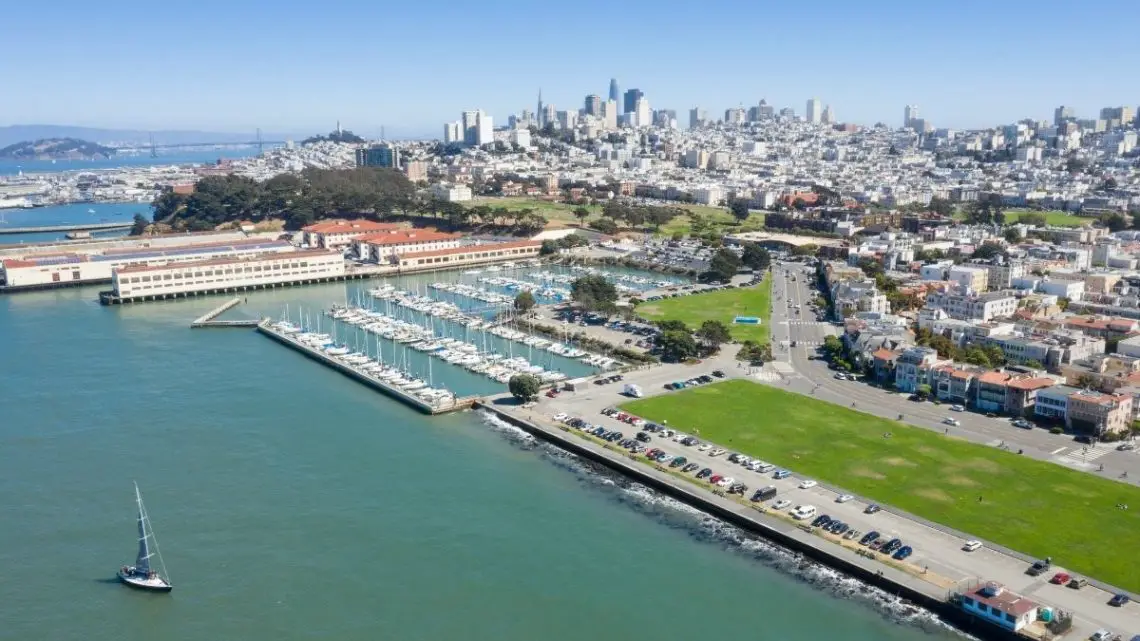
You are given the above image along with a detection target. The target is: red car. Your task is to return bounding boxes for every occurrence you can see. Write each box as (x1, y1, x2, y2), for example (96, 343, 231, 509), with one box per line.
(710, 475, 723, 484)
(616, 412, 629, 421)
(1050, 572, 1071, 585)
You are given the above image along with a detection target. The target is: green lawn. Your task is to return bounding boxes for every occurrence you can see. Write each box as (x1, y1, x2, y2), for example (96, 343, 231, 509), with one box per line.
(466, 197, 765, 236)
(635, 279, 771, 342)
(1003, 210, 1091, 227)
(621, 380, 1140, 591)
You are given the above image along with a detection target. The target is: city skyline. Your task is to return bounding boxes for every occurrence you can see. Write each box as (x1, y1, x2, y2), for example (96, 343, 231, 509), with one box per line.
(1, 0, 1138, 134)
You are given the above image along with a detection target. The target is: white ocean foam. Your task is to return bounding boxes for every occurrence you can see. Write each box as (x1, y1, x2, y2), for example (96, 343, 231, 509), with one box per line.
(476, 410, 971, 638)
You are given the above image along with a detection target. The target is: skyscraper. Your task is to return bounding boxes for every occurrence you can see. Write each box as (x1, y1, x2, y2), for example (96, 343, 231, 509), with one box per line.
(821, 105, 834, 125)
(584, 94, 602, 116)
(633, 97, 651, 128)
(623, 88, 643, 114)
(904, 105, 918, 129)
(537, 90, 544, 126)
(806, 97, 822, 124)
(475, 111, 493, 146)
(689, 107, 706, 129)
(462, 110, 479, 146)
(443, 121, 461, 144)
(1054, 105, 1074, 127)
(602, 100, 618, 130)
(609, 78, 620, 103)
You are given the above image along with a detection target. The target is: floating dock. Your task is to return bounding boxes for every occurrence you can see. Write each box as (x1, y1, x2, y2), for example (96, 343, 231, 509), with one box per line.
(190, 297, 261, 328)
(256, 320, 476, 415)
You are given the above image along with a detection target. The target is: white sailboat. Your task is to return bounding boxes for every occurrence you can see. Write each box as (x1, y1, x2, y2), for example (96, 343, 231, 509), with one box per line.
(118, 482, 172, 592)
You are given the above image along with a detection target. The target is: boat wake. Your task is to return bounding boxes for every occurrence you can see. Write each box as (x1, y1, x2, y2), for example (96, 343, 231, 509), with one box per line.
(478, 410, 970, 639)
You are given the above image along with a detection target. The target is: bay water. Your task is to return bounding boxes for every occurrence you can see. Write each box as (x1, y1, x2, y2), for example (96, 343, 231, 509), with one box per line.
(0, 278, 961, 641)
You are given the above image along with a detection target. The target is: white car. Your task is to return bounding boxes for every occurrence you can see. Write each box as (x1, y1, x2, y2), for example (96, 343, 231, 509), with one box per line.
(709, 448, 726, 457)
(950, 405, 965, 412)
(552, 413, 568, 422)
(836, 494, 853, 503)
(962, 540, 982, 552)
(799, 480, 818, 489)
(737, 456, 752, 466)
(716, 476, 734, 488)
(672, 433, 687, 442)
(697, 444, 712, 452)
(772, 499, 792, 510)
(943, 418, 960, 426)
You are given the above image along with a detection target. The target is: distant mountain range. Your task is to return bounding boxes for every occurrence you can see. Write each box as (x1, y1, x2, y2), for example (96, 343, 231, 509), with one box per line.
(0, 125, 300, 148)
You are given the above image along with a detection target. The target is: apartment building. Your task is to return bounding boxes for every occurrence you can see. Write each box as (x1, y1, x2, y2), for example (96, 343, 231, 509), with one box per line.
(1066, 389, 1133, 435)
(948, 265, 989, 292)
(925, 290, 1018, 321)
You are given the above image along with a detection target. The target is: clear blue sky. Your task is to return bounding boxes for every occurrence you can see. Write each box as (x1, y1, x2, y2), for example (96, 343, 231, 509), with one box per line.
(1, 0, 1136, 137)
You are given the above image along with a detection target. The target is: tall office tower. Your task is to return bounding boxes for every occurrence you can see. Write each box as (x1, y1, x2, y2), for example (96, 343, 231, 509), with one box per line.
(609, 78, 620, 103)
(355, 143, 400, 168)
(758, 99, 774, 119)
(689, 107, 707, 129)
(904, 105, 918, 128)
(623, 88, 644, 114)
(542, 104, 557, 129)
(724, 107, 746, 125)
(634, 97, 651, 128)
(602, 100, 619, 130)
(1054, 105, 1074, 127)
(806, 97, 822, 124)
(537, 90, 544, 126)
(475, 111, 493, 146)
(584, 94, 602, 116)
(462, 110, 480, 146)
(443, 121, 462, 144)
(821, 105, 835, 125)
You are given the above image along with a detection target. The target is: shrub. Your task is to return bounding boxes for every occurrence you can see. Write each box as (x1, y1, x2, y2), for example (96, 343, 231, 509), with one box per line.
(1049, 426, 1064, 435)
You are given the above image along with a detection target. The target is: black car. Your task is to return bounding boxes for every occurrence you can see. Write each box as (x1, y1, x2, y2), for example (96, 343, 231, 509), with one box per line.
(832, 523, 850, 535)
(859, 531, 880, 546)
(881, 538, 903, 554)
(681, 463, 700, 473)
(812, 515, 832, 527)
(636, 432, 651, 442)
(1027, 558, 1052, 576)
(865, 504, 881, 515)
(728, 483, 747, 495)
(696, 468, 713, 479)
(712, 370, 726, 378)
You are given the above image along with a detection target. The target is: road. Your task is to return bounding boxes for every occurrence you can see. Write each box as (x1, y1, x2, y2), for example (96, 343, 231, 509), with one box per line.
(769, 261, 1140, 486)
(533, 357, 1140, 640)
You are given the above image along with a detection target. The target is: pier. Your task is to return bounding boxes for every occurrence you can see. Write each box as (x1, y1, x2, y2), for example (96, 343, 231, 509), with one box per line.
(190, 297, 261, 328)
(0, 222, 133, 235)
(256, 320, 476, 416)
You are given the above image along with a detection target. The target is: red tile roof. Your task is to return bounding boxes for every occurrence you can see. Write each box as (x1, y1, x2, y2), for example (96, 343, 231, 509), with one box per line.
(357, 230, 461, 246)
(977, 371, 1012, 385)
(1006, 377, 1055, 391)
(302, 219, 402, 234)
(399, 240, 542, 260)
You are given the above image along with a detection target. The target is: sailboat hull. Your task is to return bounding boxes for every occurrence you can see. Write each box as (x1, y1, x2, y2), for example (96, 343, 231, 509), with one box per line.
(118, 568, 173, 592)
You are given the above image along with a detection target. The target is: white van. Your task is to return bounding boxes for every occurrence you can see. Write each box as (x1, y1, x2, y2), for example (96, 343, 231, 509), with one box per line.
(792, 505, 818, 520)
(623, 383, 644, 398)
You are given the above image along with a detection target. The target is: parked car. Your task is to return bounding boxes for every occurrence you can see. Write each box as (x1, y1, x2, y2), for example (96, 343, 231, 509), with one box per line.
(843, 529, 861, 541)
(892, 545, 913, 560)
(943, 418, 960, 426)
(709, 448, 726, 457)
(773, 469, 791, 480)
(772, 499, 792, 510)
(1027, 558, 1052, 576)
(836, 494, 853, 503)
(950, 405, 965, 412)
(860, 531, 880, 546)
(799, 479, 818, 489)
(696, 468, 713, 479)
(1067, 577, 1088, 590)
(636, 432, 651, 442)
(1109, 593, 1131, 607)
(962, 540, 982, 552)
(865, 504, 881, 515)
(1050, 572, 1071, 585)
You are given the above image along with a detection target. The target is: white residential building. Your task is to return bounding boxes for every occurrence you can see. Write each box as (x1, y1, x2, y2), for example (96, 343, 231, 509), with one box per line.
(925, 290, 1018, 321)
(429, 183, 473, 202)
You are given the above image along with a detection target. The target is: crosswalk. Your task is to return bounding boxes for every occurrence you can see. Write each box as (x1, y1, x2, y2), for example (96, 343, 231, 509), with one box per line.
(781, 320, 832, 326)
(1054, 444, 1117, 469)
(752, 370, 782, 382)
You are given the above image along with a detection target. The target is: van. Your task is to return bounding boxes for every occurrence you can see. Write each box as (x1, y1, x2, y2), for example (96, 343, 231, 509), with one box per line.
(623, 383, 643, 398)
(754, 485, 778, 501)
(792, 505, 818, 520)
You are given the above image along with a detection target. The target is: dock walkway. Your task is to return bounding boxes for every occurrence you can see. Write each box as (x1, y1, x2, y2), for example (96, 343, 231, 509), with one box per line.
(190, 297, 249, 328)
(256, 321, 476, 415)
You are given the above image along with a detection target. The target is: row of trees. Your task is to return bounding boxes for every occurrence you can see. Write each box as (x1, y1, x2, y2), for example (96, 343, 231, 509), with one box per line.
(653, 319, 733, 362)
(147, 168, 550, 235)
(912, 328, 1038, 369)
(599, 201, 686, 231)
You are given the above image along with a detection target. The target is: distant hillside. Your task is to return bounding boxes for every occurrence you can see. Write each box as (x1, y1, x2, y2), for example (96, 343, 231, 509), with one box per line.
(0, 125, 299, 147)
(0, 137, 116, 160)
(302, 129, 366, 145)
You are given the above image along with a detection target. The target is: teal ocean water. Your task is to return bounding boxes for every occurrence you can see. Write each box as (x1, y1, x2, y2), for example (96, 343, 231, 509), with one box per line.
(0, 276, 960, 641)
(0, 202, 150, 245)
(0, 147, 268, 176)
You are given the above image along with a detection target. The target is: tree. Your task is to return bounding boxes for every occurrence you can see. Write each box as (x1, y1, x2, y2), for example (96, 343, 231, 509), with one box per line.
(571, 274, 618, 313)
(1075, 373, 1099, 390)
(729, 199, 751, 223)
(983, 344, 1007, 367)
(1018, 212, 1047, 227)
(508, 373, 541, 402)
(539, 240, 559, 255)
(705, 248, 741, 282)
(1023, 359, 1044, 370)
(514, 290, 536, 314)
(1101, 212, 1128, 232)
(572, 206, 591, 225)
(822, 335, 844, 360)
(916, 383, 932, 398)
(658, 329, 698, 362)
(129, 213, 150, 236)
(589, 218, 618, 235)
(696, 320, 733, 351)
(791, 243, 819, 257)
(972, 243, 1007, 260)
(928, 197, 954, 218)
(740, 242, 771, 271)
(654, 319, 689, 332)
(1003, 227, 1022, 243)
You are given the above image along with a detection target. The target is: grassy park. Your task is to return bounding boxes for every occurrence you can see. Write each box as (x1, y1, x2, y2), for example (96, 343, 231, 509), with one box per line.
(1003, 210, 1091, 227)
(464, 197, 764, 236)
(635, 279, 772, 343)
(622, 379, 1140, 592)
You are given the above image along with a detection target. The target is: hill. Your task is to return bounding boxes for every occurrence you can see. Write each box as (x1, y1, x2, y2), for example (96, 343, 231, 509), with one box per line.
(0, 137, 116, 160)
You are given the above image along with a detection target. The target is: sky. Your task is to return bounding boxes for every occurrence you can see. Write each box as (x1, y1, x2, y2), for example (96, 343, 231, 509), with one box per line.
(1, 0, 1137, 137)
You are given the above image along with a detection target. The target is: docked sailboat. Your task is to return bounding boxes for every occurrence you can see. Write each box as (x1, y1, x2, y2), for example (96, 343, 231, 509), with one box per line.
(118, 482, 172, 592)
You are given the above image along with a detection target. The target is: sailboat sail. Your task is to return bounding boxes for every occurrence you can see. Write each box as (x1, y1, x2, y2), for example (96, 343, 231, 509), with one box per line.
(134, 484, 153, 572)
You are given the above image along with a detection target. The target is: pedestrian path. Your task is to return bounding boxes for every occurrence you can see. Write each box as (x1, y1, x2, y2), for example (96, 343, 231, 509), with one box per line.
(768, 361, 796, 375)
